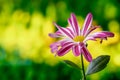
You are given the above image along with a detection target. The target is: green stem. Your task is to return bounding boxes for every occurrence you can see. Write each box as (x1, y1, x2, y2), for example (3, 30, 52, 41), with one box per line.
(81, 54, 86, 80)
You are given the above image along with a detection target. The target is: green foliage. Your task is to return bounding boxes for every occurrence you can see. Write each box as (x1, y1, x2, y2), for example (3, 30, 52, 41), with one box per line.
(0, 62, 119, 80)
(0, 62, 81, 80)
(64, 60, 81, 70)
(86, 55, 110, 75)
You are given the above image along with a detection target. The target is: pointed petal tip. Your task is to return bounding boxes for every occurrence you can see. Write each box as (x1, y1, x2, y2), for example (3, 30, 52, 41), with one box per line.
(49, 33, 57, 38)
(85, 54, 92, 62)
(88, 12, 93, 16)
(53, 22, 61, 29)
(82, 12, 93, 35)
(87, 12, 93, 20)
(103, 31, 114, 37)
(71, 13, 76, 18)
(53, 22, 57, 26)
(71, 12, 75, 16)
(110, 32, 114, 37)
(82, 45, 93, 62)
(88, 58, 93, 62)
(53, 22, 60, 28)
(48, 33, 52, 37)
(108, 32, 114, 37)
(52, 21, 56, 25)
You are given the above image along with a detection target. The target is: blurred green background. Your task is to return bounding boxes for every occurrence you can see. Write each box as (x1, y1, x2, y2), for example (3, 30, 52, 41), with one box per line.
(0, 0, 120, 80)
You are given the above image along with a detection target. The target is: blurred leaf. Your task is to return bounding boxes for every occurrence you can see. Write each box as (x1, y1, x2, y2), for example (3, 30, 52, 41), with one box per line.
(64, 60, 81, 70)
(86, 55, 110, 75)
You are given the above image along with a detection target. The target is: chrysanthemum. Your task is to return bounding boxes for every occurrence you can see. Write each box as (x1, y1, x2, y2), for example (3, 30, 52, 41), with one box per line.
(49, 13, 114, 62)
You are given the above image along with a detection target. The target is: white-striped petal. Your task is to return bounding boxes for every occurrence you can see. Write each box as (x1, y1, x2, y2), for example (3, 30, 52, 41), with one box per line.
(81, 13, 93, 36)
(68, 13, 80, 36)
(72, 44, 82, 56)
(54, 23, 74, 39)
(81, 45, 92, 62)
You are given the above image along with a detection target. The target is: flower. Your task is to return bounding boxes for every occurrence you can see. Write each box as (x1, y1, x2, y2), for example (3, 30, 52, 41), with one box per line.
(49, 13, 114, 62)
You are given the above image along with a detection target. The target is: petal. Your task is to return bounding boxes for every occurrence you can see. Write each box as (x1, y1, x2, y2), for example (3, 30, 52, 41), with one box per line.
(85, 31, 114, 43)
(82, 13, 93, 36)
(83, 36, 97, 42)
(92, 31, 114, 38)
(50, 42, 60, 53)
(81, 46, 92, 62)
(49, 30, 62, 38)
(57, 43, 74, 56)
(50, 39, 73, 53)
(54, 23, 73, 39)
(68, 13, 80, 36)
(85, 26, 100, 37)
(72, 45, 81, 56)
(61, 40, 73, 47)
(66, 27, 75, 37)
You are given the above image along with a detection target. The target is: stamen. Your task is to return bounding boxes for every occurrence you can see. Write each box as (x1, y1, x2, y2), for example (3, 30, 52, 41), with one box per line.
(73, 36, 85, 42)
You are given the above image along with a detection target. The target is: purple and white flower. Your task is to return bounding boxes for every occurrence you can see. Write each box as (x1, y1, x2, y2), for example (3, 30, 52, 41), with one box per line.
(49, 13, 114, 62)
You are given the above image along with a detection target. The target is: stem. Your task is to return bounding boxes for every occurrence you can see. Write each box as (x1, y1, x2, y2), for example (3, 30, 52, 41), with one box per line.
(81, 54, 86, 80)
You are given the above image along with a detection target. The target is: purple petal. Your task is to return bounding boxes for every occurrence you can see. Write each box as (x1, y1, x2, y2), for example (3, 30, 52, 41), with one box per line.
(54, 23, 73, 39)
(85, 26, 100, 37)
(57, 43, 74, 56)
(85, 31, 114, 43)
(49, 30, 62, 38)
(66, 27, 75, 37)
(81, 46, 92, 62)
(68, 13, 80, 36)
(50, 39, 72, 53)
(82, 13, 93, 36)
(101, 31, 114, 37)
(84, 36, 96, 42)
(93, 32, 114, 38)
(71, 13, 80, 35)
(50, 42, 60, 53)
(90, 31, 114, 39)
(72, 45, 81, 56)
(61, 41, 73, 47)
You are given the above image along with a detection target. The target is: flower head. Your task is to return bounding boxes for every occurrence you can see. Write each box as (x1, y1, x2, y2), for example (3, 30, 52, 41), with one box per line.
(49, 13, 114, 62)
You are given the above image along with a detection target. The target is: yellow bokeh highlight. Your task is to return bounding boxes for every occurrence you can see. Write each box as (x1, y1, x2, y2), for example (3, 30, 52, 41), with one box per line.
(104, 3, 117, 19)
(108, 20, 120, 32)
(113, 54, 120, 66)
(0, 10, 56, 65)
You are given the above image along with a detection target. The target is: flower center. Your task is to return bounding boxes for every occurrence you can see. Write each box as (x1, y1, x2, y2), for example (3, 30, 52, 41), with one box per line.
(73, 36, 85, 42)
